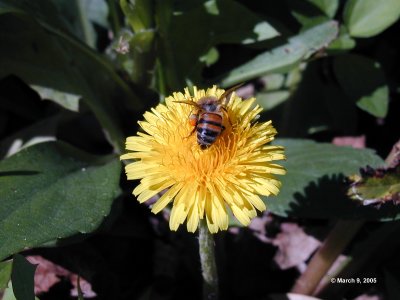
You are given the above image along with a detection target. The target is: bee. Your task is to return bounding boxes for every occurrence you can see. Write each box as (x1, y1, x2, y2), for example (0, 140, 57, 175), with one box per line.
(175, 84, 243, 149)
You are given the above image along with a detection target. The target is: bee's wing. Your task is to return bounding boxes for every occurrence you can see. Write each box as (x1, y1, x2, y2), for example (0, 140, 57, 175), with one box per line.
(218, 83, 244, 105)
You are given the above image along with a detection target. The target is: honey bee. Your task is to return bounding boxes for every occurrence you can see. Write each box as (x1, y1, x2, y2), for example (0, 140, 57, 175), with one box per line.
(175, 84, 243, 149)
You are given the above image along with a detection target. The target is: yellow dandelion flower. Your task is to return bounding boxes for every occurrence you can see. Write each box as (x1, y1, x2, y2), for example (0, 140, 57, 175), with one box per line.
(121, 85, 286, 233)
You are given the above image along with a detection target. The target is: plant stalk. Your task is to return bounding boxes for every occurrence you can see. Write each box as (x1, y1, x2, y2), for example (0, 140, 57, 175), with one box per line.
(292, 139, 400, 296)
(199, 219, 218, 300)
(315, 138, 400, 297)
(291, 220, 364, 295)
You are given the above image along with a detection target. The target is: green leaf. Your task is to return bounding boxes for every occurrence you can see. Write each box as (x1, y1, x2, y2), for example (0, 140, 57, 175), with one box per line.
(0, 2, 142, 152)
(0, 114, 60, 159)
(129, 29, 155, 53)
(348, 165, 400, 205)
(306, 0, 338, 17)
(11, 254, 36, 300)
(0, 0, 75, 34)
(256, 68, 302, 111)
(0, 142, 121, 260)
(256, 91, 290, 110)
(279, 62, 358, 137)
(157, 0, 279, 89)
(85, 0, 109, 28)
(241, 21, 280, 44)
(0, 261, 12, 289)
(263, 139, 400, 221)
(219, 21, 338, 87)
(333, 54, 389, 118)
(31, 85, 80, 112)
(72, 0, 96, 47)
(327, 25, 356, 52)
(288, 0, 332, 28)
(51, 0, 109, 46)
(2, 281, 39, 300)
(2, 281, 17, 300)
(199, 47, 219, 67)
(120, 0, 153, 32)
(344, 0, 400, 38)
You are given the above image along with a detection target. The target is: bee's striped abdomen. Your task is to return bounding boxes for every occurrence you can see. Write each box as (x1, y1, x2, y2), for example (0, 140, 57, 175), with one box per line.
(197, 113, 223, 149)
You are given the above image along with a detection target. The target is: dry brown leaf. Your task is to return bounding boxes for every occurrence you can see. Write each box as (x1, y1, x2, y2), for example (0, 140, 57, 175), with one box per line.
(70, 274, 97, 298)
(272, 223, 321, 271)
(249, 214, 274, 243)
(26, 255, 96, 298)
(353, 294, 382, 300)
(26, 255, 67, 294)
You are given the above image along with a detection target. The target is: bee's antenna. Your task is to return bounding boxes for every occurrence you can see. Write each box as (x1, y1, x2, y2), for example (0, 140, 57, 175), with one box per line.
(219, 83, 244, 105)
(173, 100, 201, 108)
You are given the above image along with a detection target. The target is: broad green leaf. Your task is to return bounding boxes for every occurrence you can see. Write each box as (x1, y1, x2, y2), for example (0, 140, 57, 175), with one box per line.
(11, 254, 36, 300)
(0, 142, 121, 260)
(333, 54, 389, 118)
(348, 165, 400, 205)
(263, 139, 400, 221)
(0, 261, 12, 289)
(219, 21, 338, 87)
(344, 0, 400, 38)
(0, 2, 142, 152)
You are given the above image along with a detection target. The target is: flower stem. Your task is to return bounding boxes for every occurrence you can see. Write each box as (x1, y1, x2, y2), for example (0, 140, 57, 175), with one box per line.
(199, 219, 218, 300)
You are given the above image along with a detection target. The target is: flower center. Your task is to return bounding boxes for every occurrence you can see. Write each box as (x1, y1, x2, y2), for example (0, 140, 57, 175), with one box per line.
(159, 116, 242, 185)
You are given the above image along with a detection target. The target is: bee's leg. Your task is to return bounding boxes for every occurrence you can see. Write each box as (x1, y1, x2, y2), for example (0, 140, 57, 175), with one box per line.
(189, 113, 198, 127)
(184, 113, 198, 139)
(221, 107, 232, 128)
(183, 128, 196, 140)
(184, 126, 197, 139)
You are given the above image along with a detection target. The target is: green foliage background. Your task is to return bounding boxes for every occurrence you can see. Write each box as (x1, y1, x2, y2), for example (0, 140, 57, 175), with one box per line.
(0, 0, 399, 299)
